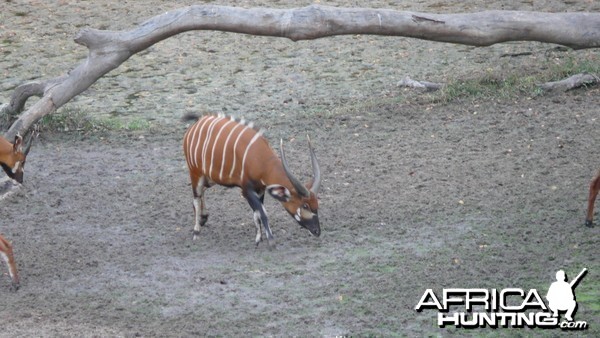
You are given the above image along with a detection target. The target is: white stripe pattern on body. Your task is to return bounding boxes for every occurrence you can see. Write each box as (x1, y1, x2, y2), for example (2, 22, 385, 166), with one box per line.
(191, 116, 211, 169)
(229, 125, 250, 179)
(208, 119, 235, 180)
(240, 130, 264, 182)
(219, 121, 244, 181)
(185, 115, 266, 184)
(202, 116, 225, 175)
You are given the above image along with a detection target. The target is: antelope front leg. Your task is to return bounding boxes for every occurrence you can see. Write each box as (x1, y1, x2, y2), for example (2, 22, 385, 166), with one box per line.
(0, 235, 19, 291)
(245, 189, 275, 248)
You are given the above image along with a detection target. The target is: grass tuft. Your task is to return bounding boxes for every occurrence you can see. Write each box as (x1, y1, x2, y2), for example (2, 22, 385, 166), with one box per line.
(39, 107, 152, 133)
(431, 54, 599, 104)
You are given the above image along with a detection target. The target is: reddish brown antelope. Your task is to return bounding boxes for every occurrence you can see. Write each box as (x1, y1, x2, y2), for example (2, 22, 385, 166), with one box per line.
(585, 170, 600, 227)
(0, 133, 32, 290)
(0, 134, 32, 184)
(183, 114, 321, 246)
(0, 235, 19, 290)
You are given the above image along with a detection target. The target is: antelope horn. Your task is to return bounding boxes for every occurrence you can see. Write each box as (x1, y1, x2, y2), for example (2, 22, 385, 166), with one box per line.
(23, 131, 36, 156)
(307, 135, 321, 194)
(280, 139, 310, 197)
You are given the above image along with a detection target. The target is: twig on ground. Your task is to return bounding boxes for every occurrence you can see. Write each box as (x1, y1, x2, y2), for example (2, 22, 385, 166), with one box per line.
(397, 76, 444, 91)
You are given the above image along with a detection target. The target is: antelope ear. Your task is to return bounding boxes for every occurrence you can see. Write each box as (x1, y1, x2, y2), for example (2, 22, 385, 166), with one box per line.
(13, 134, 23, 153)
(267, 184, 291, 202)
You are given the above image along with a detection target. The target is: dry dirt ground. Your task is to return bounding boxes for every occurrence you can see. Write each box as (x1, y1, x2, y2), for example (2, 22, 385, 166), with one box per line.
(1, 0, 599, 337)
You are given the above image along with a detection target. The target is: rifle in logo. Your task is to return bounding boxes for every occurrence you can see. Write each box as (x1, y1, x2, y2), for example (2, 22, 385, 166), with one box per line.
(546, 268, 587, 322)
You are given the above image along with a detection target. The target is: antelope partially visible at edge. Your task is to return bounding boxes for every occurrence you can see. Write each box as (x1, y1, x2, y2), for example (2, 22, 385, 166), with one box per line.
(183, 114, 321, 246)
(0, 235, 19, 290)
(0, 133, 33, 290)
(585, 170, 600, 227)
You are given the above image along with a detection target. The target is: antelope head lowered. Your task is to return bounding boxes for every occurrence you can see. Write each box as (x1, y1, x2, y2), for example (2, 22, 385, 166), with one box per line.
(183, 114, 321, 246)
(0, 133, 34, 184)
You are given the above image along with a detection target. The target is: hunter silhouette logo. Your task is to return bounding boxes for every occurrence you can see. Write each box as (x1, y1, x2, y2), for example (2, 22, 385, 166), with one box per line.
(415, 268, 589, 330)
(546, 268, 587, 322)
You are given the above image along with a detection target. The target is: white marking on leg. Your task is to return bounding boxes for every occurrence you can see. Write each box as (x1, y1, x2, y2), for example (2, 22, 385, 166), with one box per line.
(193, 177, 207, 239)
(261, 204, 268, 219)
(239, 130, 264, 182)
(253, 210, 262, 243)
(193, 197, 201, 239)
(0, 250, 15, 281)
(219, 123, 243, 181)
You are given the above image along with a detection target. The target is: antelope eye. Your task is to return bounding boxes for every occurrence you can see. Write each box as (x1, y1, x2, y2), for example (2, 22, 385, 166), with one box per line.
(303, 203, 310, 210)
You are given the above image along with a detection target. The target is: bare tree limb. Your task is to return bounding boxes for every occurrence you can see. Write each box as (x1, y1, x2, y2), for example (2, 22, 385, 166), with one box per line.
(539, 73, 600, 92)
(3, 5, 600, 140)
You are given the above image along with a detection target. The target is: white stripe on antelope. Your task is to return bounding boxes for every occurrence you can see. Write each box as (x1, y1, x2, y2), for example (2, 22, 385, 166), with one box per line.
(182, 114, 321, 246)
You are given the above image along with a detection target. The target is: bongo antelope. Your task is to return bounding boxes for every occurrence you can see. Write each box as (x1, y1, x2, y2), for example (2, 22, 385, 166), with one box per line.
(183, 114, 321, 246)
(585, 170, 600, 227)
(0, 235, 19, 290)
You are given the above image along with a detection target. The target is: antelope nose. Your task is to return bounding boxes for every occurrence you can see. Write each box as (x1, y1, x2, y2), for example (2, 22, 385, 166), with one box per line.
(312, 227, 321, 237)
(310, 217, 321, 237)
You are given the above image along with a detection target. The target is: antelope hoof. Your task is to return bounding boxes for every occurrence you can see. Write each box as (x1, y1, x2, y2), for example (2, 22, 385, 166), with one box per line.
(585, 219, 594, 227)
(200, 214, 209, 227)
(193, 230, 200, 240)
(11, 282, 20, 292)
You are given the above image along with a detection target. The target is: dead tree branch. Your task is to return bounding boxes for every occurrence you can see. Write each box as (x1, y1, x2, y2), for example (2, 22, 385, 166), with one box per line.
(539, 73, 600, 92)
(397, 76, 444, 91)
(3, 5, 600, 140)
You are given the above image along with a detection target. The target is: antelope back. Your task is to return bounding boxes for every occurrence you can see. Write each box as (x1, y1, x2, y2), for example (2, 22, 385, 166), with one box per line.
(183, 114, 271, 187)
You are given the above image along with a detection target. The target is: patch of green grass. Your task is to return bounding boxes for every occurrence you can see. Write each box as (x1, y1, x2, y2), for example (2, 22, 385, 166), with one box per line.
(435, 72, 540, 103)
(95, 117, 152, 131)
(432, 54, 599, 104)
(39, 108, 95, 132)
(39, 107, 152, 133)
(577, 277, 600, 312)
(550, 56, 600, 80)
